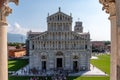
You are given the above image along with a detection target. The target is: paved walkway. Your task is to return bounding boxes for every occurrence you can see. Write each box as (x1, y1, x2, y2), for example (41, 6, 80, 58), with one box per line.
(69, 64, 107, 76)
(12, 64, 107, 76)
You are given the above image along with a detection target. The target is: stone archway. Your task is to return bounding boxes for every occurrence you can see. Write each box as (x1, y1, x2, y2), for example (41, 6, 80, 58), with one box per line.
(0, 0, 120, 80)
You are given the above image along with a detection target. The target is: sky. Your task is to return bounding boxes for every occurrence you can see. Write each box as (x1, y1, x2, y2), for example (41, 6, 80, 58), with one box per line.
(7, 0, 110, 41)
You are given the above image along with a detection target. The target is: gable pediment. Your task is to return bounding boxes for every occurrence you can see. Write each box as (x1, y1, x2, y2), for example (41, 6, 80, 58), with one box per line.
(30, 31, 48, 40)
(47, 11, 72, 22)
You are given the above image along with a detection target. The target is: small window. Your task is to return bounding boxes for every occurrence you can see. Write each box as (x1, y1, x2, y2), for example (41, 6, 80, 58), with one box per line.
(44, 44, 45, 47)
(32, 44, 34, 49)
(85, 45, 87, 49)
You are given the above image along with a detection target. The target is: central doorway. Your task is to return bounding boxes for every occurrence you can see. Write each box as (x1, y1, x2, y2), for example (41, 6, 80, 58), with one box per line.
(42, 61, 46, 70)
(56, 58, 63, 68)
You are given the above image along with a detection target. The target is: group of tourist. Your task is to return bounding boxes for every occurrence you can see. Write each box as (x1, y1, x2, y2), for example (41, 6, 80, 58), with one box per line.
(28, 69, 68, 80)
(51, 70, 68, 80)
(29, 77, 48, 80)
(15, 66, 70, 80)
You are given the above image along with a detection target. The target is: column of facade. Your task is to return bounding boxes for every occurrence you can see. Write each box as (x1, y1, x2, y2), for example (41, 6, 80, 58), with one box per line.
(45, 42, 47, 49)
(116, 0, 120, 80)
(61, 32, 62, 40)
(57, 41, 59, 50)
(48, 32, 50, 39)
(35, 40, 37, 49)
(64, 53, 71, 70)
(56, 32, 57, 39)
(48, 52, 53, 69)
(66, 23, 67, 30)
(35, 41, 37, 49)
(69, 42, 71, 50)
(38, 41, 40, 49)
(68, 41, 70, 50)
(69, 23, 71, 31)
(48, 23, 49, 31)
(38, 40, 40, 50)
(55, 41, 56, 49)
(78, 41, 80, 50)
(55, 23, 57, 31)
(51, 41, 53, 49)
(74, 41, 76, 50)
(41, 41, 44, 50)
(40, 41, 41, 50)
(48, 42, 49, 49)
(51, 23, 53, 31)
(36, 41, 38, 49)
(56, 41, 57, 49)
(57, 32, 59, 40)
(34, 41, 35, 49)
(76, 41, 78, 50)
(64, 40, 66, 50)
(29, 40, 32, 50)
(62, 41, 64, 50)
(56, 23, 57, 31)
(71, 42, 73, 50)
(37, 41, 39, 49)
(67, 32, 70, 40)
(63, 32, 64, 40)
(49, 41, 51, 50)
(46, 41, 49, 50)
(71, 41, 72, 50)
(48, 41, 50, 50)
(0, 22, 8, 80)
(62, 23, 63, 31)
(51, 32, 52, 40)
(49, 23, 51, 31)
(63, 41, 64, 49)
(32, 41, 34, 49)
(45, 41, 47, 50)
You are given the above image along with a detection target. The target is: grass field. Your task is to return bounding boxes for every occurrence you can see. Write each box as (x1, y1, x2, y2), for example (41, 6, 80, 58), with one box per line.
(91, 54, 110, 75)
(8, 59, 28, 71)
(68, 76, 109, 80)
(9, 76, 51, 80)
(9, 76, 109, 80)
(8, 54, 110, 80)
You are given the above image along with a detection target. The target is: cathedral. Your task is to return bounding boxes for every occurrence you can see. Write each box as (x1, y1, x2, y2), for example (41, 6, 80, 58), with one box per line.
(27, 8, 91, 71)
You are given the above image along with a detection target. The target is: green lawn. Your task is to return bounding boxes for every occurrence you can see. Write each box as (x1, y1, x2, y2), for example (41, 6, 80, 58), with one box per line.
(9, 76, 51, 80)
(8, 59, 28, 71)
(68, 76, 109, 80)
(91, 54, 110, 75)
(9, 76, 109, 80)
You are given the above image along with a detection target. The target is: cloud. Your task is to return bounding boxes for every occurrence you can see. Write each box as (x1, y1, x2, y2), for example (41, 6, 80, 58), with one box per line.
(8, 22, 42, 36)
(8, 22, 29, 35)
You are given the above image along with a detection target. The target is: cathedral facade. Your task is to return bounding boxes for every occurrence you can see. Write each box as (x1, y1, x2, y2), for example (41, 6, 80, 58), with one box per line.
(27, 8, 91, 71)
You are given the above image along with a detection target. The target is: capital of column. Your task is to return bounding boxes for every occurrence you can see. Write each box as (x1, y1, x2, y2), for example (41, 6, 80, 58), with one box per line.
(0, 21, 8, 26)
(99, 0, 116, 17)
(0, 0, 19, 23)
(109, 15, 116, 21)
